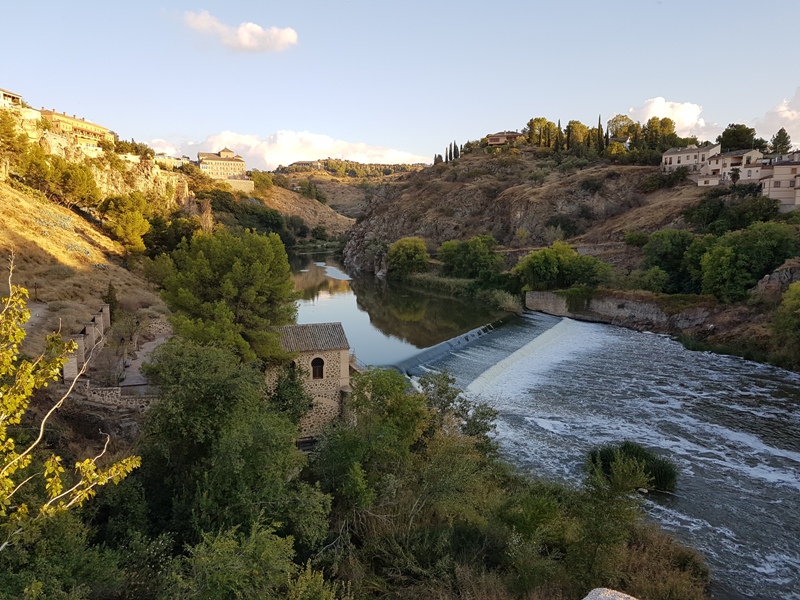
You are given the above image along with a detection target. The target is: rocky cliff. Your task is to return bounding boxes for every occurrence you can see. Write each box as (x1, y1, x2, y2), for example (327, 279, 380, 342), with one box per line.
(343, 151, 705, 275)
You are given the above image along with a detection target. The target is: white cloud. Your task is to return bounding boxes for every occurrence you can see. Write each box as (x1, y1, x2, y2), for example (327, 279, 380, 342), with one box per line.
(149, 139, 179, 156)
(628, 97, 721, 140)
(155, 130, 430, 171)
(183, 10, 297, 52)
(754, 87, 800, 149)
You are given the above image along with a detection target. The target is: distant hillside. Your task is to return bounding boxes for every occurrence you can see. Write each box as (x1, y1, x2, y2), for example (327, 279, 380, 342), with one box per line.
(255, 184, 354, 235)
(343, 150, 707, 274)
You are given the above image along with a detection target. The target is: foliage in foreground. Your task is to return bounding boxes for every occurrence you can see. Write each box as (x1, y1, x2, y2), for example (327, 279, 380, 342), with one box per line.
(0, 265, 140, 554)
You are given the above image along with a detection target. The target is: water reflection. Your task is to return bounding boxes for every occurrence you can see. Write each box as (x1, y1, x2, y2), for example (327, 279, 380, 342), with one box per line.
(290, 253, 509, 365)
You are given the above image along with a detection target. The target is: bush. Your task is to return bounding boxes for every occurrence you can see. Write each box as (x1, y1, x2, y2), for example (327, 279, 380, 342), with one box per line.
(387, 237, 429, 280)
(438, 235, 504, 280)
(624, 230, 650, 247)
(588, 441, 678, 492)
(701, 221, 798, 302)
(513, 241, 612, 291)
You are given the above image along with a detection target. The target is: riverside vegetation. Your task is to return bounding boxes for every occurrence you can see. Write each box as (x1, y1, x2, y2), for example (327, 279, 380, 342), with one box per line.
(1, 102, 791, 598)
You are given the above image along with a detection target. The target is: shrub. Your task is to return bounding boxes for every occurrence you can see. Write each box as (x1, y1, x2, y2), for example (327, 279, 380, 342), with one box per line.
(588, 441, 678, 492)
(387, 237, 429, 280)
(513, 241, 612, 291)
(438, 235, 504, 280)
(624, 230, 650, 247)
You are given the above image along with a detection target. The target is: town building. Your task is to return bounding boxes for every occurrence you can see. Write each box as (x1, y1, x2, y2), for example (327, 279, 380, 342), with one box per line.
(760, 162, 800, 212)
(40, 109, 115, 147)
(0, 87, 22, 108)
(270, 322, 354, 440)
(154, 153, 189, 169)
(197, 147, 247, 179)
(486, 131, 524, 146)
(661, 143, 721, 173)
(703, 149, 763, 182)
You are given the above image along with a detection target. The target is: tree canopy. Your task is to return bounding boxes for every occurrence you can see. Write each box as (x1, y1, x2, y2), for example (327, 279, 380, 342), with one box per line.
(160, 229, 297, 362)
(717, 123, 768, 152)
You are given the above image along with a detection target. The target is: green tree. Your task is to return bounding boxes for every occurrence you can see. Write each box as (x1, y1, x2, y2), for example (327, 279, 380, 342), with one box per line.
(701, 221, 798, 301)
(772, 282, 800, 366)
(513, 241, 612, 291)
(606, 114, 635, 138)
(770, 127, 793, 154)
(566, 120, 589, 149)
(717, 123, 768, 152)
(161, 229, 296, 362)
(453, 140, 460, 159)
(101, 193, 151, 253)
(139, 339, 329, 549)
(438, 235, 504, 280)
(597, 115, 605, 153)
(249, 169, 274, 190)
(387, 237, 429, 280)
(642, 229, 696, 293)
(60, 163, 100, 208)
(0, 111, 28, 169)
(1, 263, 139, 552)
(730, 167, 741, 186)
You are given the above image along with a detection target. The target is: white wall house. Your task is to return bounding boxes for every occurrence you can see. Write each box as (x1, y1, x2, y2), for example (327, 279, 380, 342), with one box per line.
(662, 143, 721, 173)
(760, 162, 800, 212)
(702, 149, 763, 182)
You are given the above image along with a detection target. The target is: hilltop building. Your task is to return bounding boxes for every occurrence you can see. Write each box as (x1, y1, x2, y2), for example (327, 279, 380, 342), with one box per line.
(270, 322, 354, 441)
(40, 109, 114, 148)
(0, 87, 22, 108)
(197, 147, 254, 192)
(662, 143, 721, 173)
(487, 131, 524, 146)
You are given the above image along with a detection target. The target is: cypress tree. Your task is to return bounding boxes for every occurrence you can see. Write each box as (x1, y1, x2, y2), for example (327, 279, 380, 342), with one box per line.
(555, 120, 563, 152)
(453, 140, 459, 159)
(597, 115, 605, 153)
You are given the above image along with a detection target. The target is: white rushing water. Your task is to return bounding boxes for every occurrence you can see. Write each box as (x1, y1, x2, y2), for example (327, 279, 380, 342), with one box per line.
(411, 312, 800, 600)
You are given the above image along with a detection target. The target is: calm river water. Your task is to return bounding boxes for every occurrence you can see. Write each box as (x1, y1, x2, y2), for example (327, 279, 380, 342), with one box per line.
(293, 255, 800, 600)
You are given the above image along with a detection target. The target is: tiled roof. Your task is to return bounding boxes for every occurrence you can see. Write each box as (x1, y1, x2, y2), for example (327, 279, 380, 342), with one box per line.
(488, 131, 522, 137)
(0, 87, 21, 97)
(275, 322, 350, 352)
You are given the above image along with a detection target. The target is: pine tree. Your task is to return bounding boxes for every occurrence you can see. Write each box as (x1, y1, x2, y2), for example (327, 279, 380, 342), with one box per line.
(771, 128, 792, 154)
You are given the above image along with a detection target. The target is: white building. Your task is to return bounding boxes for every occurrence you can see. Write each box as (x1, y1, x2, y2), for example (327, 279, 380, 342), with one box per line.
(662, 143, 721, 173)
(760, 162, 800, 212)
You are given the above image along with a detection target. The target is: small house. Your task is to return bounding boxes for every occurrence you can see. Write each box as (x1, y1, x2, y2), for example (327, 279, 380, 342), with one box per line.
(271, 322, 353, 440)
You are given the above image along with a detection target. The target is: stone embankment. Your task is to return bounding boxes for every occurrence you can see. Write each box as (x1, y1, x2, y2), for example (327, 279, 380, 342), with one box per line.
(525, 290, 712, 334)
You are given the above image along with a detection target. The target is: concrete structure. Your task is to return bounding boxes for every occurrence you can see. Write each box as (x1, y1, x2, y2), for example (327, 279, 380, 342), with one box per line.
(197, 147, 247, 180)
(760, 162, 800, 212)
(486, 131, 524, 146)
(154, 153, 189, 169)
(270, 322, 352, 439)
(703, 149, 763, 182)
(40, 109, 115, 147)
(0, 87, 23, 108)
(661, 143, 721, 173)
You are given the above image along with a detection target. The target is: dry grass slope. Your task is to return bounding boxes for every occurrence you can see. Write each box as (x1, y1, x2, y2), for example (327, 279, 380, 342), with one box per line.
(0, 182, 164, 354)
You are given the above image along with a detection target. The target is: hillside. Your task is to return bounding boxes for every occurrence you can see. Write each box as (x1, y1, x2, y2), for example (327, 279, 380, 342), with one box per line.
(0, 182, 165, 354)
(343, 150, 706, 274)
(255, 184, 354, 235)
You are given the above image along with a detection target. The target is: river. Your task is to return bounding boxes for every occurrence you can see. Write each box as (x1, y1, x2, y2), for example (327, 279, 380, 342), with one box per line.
(292, 255, 800, 599)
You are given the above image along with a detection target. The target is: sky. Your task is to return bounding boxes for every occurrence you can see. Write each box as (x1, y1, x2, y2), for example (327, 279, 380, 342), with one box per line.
(2, 0, 799, 170)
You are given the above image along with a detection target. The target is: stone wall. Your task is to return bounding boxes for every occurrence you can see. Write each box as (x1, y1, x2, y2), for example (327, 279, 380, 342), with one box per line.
(266, 348, 351, 438)
(525, 291, 711, 333)
(62, 303, 111, 381)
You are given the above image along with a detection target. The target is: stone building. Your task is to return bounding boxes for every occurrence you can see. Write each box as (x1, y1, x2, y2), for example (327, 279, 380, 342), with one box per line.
(271, 322, 353, 440)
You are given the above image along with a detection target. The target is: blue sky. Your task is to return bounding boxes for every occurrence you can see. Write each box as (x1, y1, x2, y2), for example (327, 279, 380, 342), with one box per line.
(2, 1, 799, 169)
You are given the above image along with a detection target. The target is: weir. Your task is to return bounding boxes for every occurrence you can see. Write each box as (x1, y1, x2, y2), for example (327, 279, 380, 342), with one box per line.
(411, 314, 800, 600)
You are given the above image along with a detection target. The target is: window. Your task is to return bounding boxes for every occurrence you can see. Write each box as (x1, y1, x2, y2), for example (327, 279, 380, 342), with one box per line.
(792, 168, 798, 175)
(746, 156, 752, 164)
(311, 357, 324, 379)
(790, 180, 796, 188)
(748, 170, 752, 178)
(775, 181, 781, 188)
(701, 155, 705, 161)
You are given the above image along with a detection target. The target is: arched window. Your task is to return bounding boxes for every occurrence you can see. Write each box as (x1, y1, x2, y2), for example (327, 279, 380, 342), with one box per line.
(311, 357, 324, 379)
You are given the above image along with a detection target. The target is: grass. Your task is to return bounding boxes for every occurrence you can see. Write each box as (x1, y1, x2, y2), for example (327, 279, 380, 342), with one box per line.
(0, 181, 165, 355)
